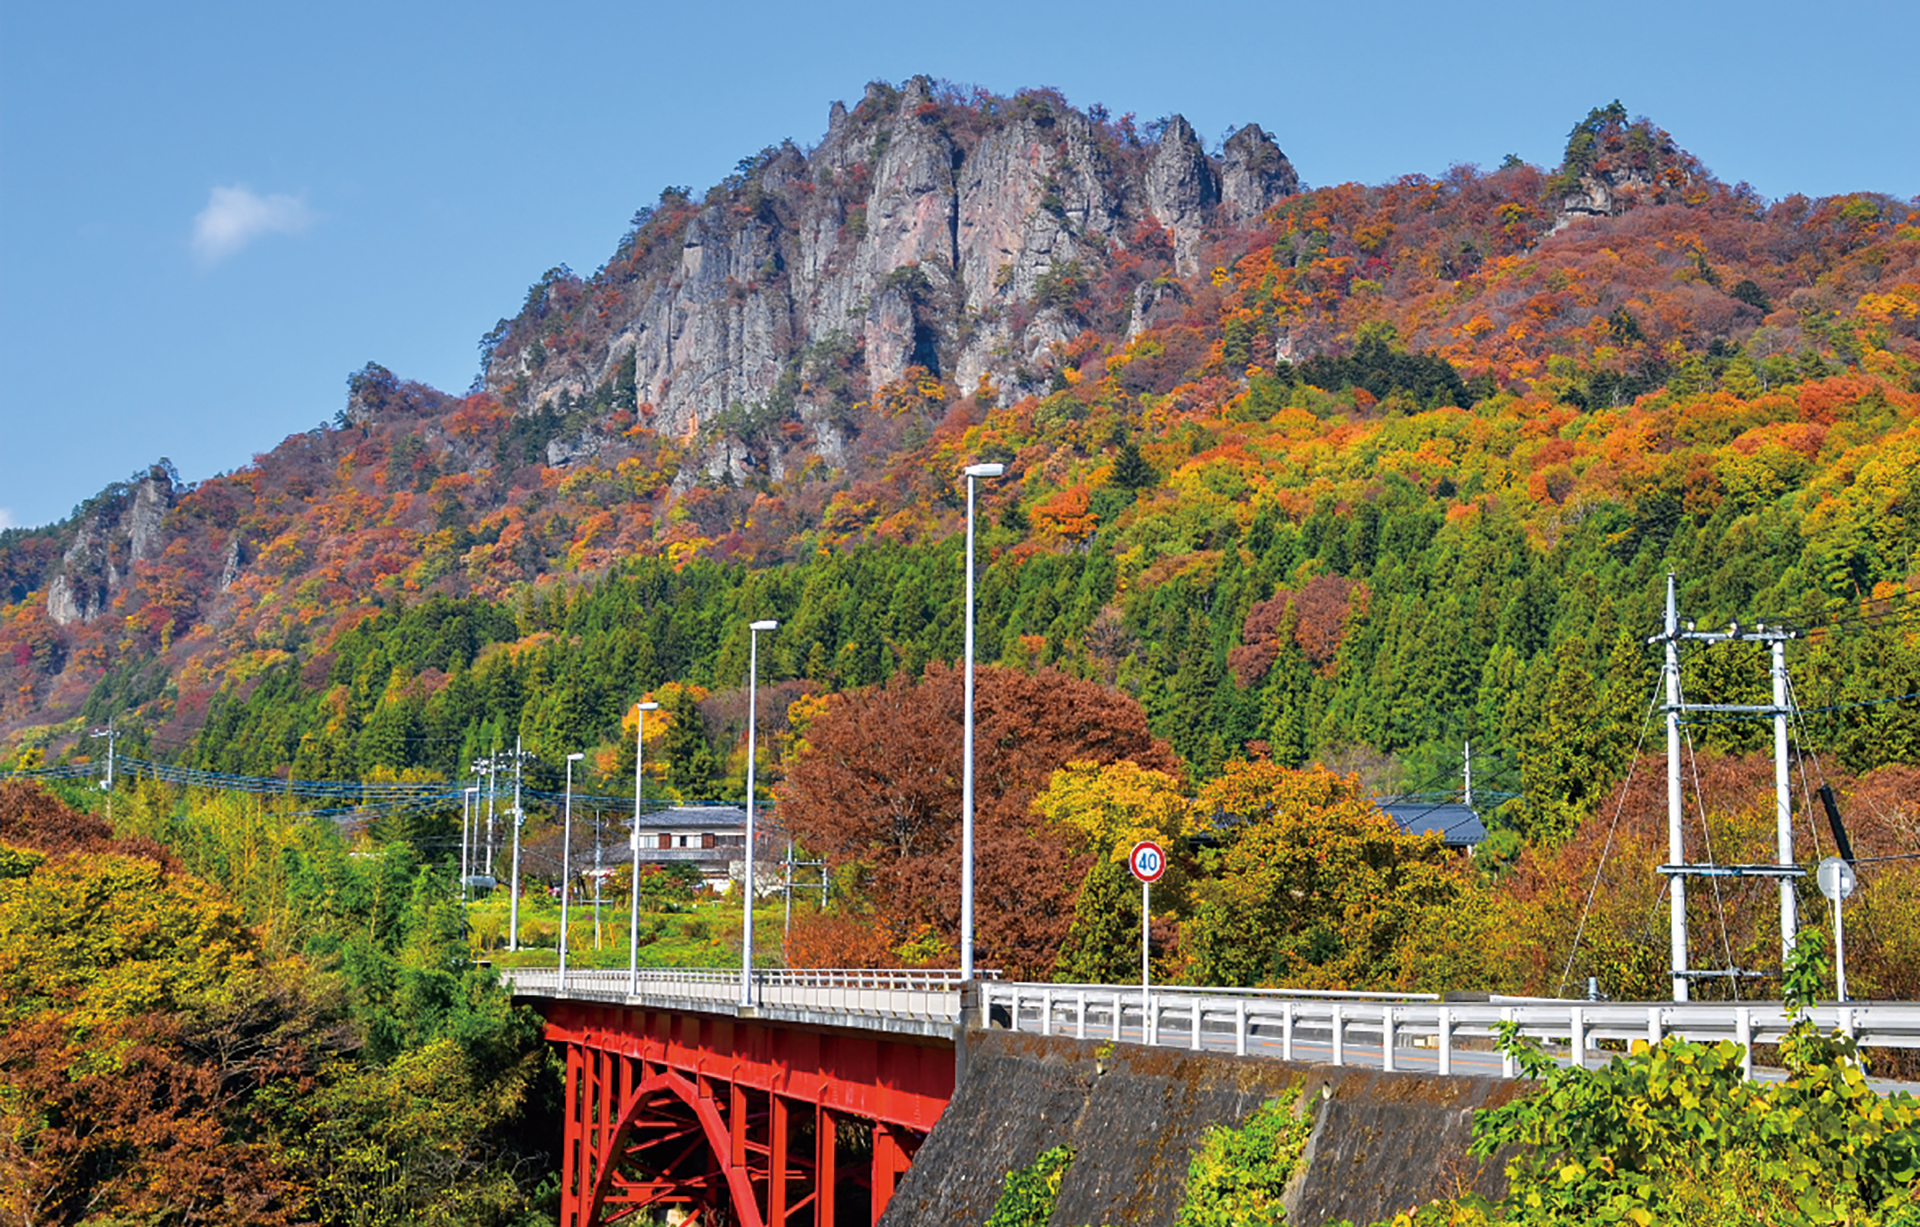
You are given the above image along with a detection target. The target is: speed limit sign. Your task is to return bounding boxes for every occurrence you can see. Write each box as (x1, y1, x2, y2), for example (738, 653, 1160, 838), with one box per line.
(1129, 840, 1167, 884)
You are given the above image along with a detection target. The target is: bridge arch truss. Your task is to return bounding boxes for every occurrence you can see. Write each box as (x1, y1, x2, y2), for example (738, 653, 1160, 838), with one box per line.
(546, 1000, 953, 1226)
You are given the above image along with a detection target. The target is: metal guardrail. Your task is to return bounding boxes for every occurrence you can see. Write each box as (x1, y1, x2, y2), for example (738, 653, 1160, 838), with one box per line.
(502, 966, 999, 1025)
(980, 982, 1920, 1080)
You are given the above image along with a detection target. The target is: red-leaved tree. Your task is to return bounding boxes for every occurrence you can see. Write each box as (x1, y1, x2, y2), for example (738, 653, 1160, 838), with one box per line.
(776, 663, 1179, 978)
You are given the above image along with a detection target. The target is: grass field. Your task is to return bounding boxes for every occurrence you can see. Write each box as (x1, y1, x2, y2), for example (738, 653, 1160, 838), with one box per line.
(471, 888, 802, 970)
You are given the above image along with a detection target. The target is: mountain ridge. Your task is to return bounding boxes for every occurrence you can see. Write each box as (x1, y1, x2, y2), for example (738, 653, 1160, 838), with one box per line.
(0, 79, 1914, 791)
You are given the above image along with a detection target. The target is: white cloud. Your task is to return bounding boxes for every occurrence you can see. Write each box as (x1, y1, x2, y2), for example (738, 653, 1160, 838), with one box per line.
(0, 508, 18, 530)
(191, 185, 314, 264)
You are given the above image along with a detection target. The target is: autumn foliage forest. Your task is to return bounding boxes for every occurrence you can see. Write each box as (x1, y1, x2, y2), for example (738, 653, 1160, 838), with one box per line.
(2, 88, 1919, 1223)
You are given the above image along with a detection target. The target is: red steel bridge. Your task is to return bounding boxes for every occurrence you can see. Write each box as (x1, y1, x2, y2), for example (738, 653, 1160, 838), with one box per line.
(509, 969, 970, 1227)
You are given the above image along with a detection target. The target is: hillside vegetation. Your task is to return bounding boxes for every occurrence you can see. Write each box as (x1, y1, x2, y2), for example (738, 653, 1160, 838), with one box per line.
(1, 79, 1918, 1227)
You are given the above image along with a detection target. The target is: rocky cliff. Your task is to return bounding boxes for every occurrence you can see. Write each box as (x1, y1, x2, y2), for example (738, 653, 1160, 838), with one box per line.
(479, 77, 1298, 485)
(45, 464, 177, 627)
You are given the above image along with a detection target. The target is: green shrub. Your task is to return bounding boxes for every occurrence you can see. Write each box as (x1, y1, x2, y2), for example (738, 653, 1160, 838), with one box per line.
(1176, 1091, 1315, 1227)
(986, 1144, 1075, 1227)
(1386, 934, 1920, 1226)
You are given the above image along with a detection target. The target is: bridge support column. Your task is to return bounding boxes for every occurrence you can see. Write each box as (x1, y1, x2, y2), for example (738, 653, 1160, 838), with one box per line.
(816, 1105, 837, 1227)
(732, 1082, 750, 1171)
(872, 1121, 910, 1220)
(562, 1044, 584, 1227)
(771, 1095, 790, 1225)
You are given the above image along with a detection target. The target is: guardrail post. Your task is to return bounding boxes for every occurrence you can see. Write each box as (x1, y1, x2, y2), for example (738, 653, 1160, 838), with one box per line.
(1191, 998, 1203, 1051)
(1147, 994, 1158, 1047)
(1042, 988, 1054, 1036)
(1840, 1007, 1855, 1041)
(1381, 1005, 1396, 1072)
(1500, 1007, 1515, 1079)
(1331, 1003, 1344, 1067)
(981, 983, 993, 1030)
(1075, 991, 1087, 1040)
(1736, 1007, 1753, 1081)
(1437, 1006, 1451, 1076)
(1282, 1002, 1294, 1062)
(1009, 985, 1020, 1032)
(1568, 1006, 1585, 1070)
(1646, 1007, 1662, 1052)
(1235, 999, 1247, 1057)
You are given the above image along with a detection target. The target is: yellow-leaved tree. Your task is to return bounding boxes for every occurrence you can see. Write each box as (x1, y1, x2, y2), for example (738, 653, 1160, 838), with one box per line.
(1035, 759, 1187, 984)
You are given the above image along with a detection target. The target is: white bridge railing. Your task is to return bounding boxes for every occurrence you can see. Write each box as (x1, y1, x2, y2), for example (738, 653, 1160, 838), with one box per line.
(503, 966, 996, 1024)
(503, 969, 1920, 1080)
(981, 982, 1920, 1080)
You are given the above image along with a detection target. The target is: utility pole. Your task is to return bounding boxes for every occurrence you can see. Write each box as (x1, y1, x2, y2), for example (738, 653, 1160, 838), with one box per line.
(1462, 739, 1473, 810)
(90, 724, 117, 825)
(1648, 574, 1803, 1002)
(783, 836, 794, 955)
(476, 754, 498, 876)
(461, 787, 472, 903)
(1772, 639, 1797, 964)
(1662, 576, 1688, 1003)
(509, 737, 528, 952)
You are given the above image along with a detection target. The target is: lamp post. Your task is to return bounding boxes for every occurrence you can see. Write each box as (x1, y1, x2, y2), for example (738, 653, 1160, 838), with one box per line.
(559, 752, 584, 989)
(960, 462, 1004, 982)
(742, 619, 778, 1007)
(630, 701, 660, 996)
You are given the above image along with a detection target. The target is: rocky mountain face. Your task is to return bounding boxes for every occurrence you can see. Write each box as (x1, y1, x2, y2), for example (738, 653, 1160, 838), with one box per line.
(480, 77, 1298, 486)
(45, 465, 177, 627)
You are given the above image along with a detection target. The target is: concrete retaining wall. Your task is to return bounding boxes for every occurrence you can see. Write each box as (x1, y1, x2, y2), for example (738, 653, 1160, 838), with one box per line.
(880, 1030, 1524, 1227)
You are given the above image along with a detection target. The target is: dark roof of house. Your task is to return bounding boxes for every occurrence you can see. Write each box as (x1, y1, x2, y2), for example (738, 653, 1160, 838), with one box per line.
(635, 804, 749, 830)
(1378, 801, 1487, 847)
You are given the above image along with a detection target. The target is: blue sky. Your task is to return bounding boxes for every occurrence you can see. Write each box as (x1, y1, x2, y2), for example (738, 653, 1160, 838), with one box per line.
(2, 0, 1915, 529)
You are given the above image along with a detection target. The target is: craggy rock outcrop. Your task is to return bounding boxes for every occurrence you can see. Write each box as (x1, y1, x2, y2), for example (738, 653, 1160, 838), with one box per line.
(45, 465, 176, 626)
(1550, 116, 1704, 231)
(480, 77, 1300, 485)
(1143, 115, 1219, 276)
(1221, 124, 1300, 225)
(882, 1030, 1518, 1227)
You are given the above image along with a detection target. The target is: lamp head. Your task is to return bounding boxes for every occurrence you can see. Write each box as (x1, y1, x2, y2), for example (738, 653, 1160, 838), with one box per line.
(636, 701, 661, 712)
(750, 619, 779, 632)
(964, 462, 1005, 478)
(566, 752, 586, 762)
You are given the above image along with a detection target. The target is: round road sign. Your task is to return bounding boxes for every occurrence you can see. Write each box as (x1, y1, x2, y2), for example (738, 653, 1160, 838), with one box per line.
(1128, 840, 1168, 884)
(1817, 856, 1856, 902)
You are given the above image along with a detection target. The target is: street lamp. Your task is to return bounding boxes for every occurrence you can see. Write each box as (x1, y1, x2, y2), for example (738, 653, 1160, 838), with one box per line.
(742, 619, 778, 1007)
(559, 751, 585, 989)
(630, 700, 660, 996)
(960, 461, 1003, 982)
